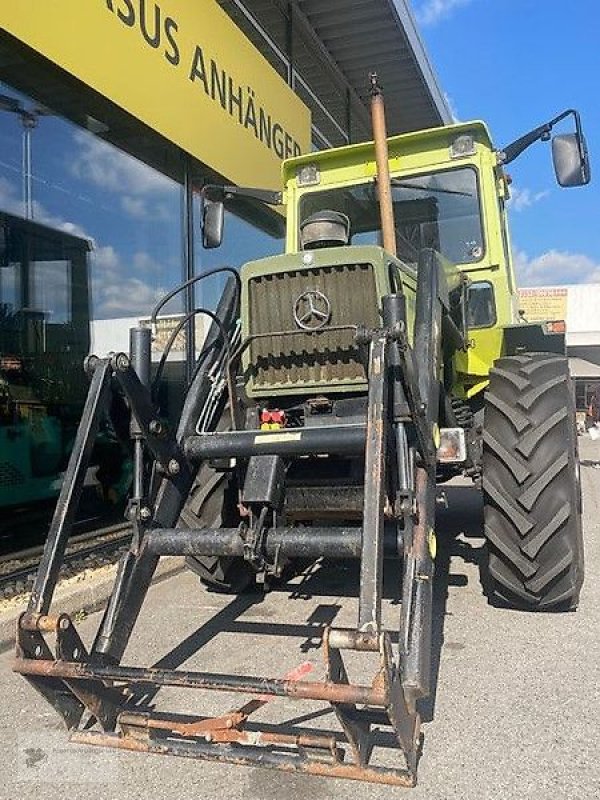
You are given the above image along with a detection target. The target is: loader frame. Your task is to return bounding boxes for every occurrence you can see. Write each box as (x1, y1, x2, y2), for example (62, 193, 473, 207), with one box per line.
(13, 251, 447, 786)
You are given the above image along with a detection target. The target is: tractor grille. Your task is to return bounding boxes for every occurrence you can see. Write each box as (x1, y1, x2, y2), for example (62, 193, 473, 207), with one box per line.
(246, 262, 379, 391)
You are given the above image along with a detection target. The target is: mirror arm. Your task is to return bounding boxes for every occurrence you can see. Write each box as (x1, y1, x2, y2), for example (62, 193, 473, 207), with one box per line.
(202, 184, 282, 206)
(498, 109, 580, 165)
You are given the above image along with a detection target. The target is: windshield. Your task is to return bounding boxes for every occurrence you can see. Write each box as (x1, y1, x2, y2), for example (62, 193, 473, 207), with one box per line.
(298, 167, 484, 265)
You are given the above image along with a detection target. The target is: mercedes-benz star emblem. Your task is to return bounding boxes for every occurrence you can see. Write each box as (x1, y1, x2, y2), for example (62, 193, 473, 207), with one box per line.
(293, 289, 332, 331)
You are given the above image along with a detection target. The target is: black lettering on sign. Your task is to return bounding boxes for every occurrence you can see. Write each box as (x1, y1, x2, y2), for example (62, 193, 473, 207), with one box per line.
(115, 0, 135, 26)
(103, 1, 305, 161)
(284, 132, 294, 158)
(211, 61, 226, 109)
(272, 123, 284, 159)
(140, 0, 160, 48)
(259, 108, 272, 149)
(244, 88, 258, 137)
(164, 17, 179, 66)
(228, 76, 243, 124)
(189, 46, 209, 93)
(105, 0, 179, 68)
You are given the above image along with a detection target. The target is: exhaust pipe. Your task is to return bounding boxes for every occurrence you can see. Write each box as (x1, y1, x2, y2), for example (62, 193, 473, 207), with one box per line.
(370, 73, 397, 257)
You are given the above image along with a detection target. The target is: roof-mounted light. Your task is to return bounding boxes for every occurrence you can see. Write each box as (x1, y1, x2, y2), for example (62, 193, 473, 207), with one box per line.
(450, 135, 476, 159)
(296, 163, 320, 187)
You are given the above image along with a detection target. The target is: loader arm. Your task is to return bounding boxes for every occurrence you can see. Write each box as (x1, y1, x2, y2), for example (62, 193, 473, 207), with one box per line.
(13, 246, 445, 786)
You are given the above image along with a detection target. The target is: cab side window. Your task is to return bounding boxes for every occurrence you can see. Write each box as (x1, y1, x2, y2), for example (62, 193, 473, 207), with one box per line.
(467, 281, 496, 328)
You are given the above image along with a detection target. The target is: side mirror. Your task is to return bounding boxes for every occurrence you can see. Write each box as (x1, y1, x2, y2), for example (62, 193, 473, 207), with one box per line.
(552, 132, 591, 187)
(202, 200, 224, 249)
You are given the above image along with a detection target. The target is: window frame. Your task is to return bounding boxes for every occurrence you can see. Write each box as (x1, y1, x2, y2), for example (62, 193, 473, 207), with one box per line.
(466, 279, 497, 330)
(297, 164, 487, 266)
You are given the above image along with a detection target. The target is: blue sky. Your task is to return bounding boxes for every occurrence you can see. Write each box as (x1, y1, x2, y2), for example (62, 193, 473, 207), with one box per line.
(411, 0, 600, 285)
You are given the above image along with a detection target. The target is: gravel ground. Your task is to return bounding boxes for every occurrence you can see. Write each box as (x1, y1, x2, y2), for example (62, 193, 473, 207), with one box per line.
(1, 437, 598, 800)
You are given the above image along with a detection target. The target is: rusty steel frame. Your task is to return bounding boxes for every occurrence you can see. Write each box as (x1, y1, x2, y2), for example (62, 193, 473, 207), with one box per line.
(13, 265, 444, 786)
(14, 612, 419, 786)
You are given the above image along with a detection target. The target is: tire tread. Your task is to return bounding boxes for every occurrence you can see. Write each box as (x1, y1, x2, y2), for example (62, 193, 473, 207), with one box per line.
(483, 352, 584, 610)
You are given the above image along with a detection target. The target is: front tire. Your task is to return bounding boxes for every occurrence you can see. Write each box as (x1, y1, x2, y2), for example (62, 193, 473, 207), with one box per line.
(180, 465, 255, 593)
(482, 353, 584, 610)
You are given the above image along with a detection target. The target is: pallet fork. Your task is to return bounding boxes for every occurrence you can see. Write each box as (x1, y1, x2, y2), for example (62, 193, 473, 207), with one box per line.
(13, 249, 447, 786)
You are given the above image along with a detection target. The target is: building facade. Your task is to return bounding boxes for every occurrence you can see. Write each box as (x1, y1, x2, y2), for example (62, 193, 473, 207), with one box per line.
(0, 1, 450, 334)
(519, 284, 600, 420)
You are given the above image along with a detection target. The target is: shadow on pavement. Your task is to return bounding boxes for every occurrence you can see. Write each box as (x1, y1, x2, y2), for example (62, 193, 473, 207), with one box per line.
(138, 483, 485, 728)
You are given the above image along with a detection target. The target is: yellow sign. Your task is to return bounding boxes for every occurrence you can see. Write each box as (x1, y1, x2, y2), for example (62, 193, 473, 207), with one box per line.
(518, 287, 568, 322)
(2, 1, 311, 187)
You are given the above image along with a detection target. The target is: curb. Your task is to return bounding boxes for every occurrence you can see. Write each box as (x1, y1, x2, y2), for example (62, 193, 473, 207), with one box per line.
(0, 556, 185, 654)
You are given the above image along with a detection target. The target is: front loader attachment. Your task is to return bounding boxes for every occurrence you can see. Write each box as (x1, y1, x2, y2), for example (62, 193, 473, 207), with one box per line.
(13, 256, 446, 786)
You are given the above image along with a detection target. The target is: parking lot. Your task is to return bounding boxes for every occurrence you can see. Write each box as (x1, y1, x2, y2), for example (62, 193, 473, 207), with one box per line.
(1, 437, 598, 800)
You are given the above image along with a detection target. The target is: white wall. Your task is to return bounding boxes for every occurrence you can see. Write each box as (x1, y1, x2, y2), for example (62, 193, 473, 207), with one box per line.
(565, 285, 600, 346)
(90, 317, 139, 356)
(90, 315, 206, 361)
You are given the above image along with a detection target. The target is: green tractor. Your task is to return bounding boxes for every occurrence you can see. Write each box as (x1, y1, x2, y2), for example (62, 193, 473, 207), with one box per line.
(0, 212, 91, 513)
(15, 88, 589, 785)
(193, 99, 587, 611)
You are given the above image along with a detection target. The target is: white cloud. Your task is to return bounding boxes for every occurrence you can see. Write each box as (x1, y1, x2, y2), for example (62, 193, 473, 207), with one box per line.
(91, 245, 167, 318)
(414, 0, 474, 26)
(444, 92, 460, 123)
(0, 176, 24, 216)
(0, 176, 91, 240)
(508, 186, 550, 212)
(514, 248, 600, 287)
(69, 130, 177, 220)
(70, 130, 172, 195)
(0, 174, 169, 318)
(120, 195, 148, 219)
(94, 276, 166, 317)
(132, 251, 164, 275)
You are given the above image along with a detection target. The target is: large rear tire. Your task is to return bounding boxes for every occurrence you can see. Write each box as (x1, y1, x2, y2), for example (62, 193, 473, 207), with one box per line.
(482, 352, 584, 610)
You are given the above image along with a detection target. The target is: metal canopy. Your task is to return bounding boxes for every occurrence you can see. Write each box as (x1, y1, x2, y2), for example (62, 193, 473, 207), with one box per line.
(220, 0, 452, 144)
(293, 0, 452, 135)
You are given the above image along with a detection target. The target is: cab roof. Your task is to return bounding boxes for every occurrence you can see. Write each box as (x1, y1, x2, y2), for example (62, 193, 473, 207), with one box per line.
(282, 121, 494, 184)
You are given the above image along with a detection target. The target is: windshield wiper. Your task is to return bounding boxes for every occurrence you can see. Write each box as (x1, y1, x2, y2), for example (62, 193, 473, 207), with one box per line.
(390, 178, 472, 197)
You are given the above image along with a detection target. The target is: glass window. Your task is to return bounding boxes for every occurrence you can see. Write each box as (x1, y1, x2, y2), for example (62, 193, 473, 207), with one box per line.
(0, 82, 182, 331)
(467, 281, 496, 328)
(29, 260, 71, 323)
(0, 263, 19, 314)
(299, 167, 484, 265)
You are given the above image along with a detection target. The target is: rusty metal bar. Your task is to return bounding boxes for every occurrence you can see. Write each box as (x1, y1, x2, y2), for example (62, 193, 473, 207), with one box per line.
(358, 334, 388, 633)
(20, 613, 70, 633)
(327, 628, 380, 652)
(70, 730, 415, 787)
(119, 710, 340, 754)
(13, 659, 386, 707)
(370, 73, 397, 257)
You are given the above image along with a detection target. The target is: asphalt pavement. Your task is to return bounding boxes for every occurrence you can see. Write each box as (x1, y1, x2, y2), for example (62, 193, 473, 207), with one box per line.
(1, 438, 599, 800)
